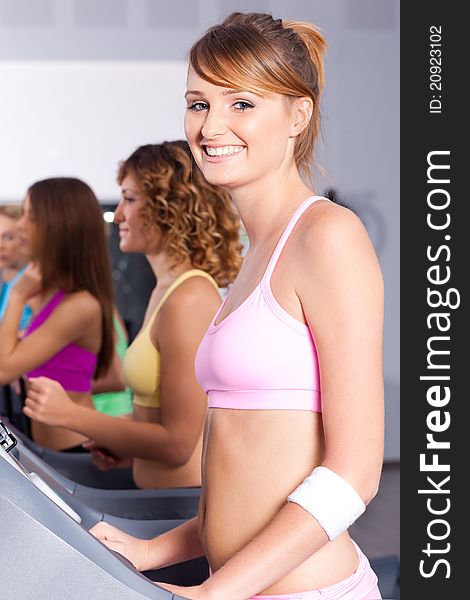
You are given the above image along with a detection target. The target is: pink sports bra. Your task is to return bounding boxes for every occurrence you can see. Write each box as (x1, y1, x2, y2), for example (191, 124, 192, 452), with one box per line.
(23, 290, 98, 392)
(195, 196, 323, 412)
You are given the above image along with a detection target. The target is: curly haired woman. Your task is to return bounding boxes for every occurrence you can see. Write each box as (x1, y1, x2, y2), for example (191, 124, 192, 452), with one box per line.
(24, 140, 243, 488)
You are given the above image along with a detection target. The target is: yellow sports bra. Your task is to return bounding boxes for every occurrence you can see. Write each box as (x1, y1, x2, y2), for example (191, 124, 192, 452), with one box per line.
(123, 269, 219, 409)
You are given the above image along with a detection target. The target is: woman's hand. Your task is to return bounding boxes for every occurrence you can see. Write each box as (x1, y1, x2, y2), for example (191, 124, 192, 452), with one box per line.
(156, 582, 212, 599)
(83, 440, 133, 470)
(11, 263, 43, 301)
(89, 522, 152, 571)
(23, 376, 76, 427)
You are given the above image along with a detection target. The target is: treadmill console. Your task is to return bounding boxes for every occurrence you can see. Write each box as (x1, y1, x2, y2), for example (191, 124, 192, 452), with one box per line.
(0, 420, 81, 524)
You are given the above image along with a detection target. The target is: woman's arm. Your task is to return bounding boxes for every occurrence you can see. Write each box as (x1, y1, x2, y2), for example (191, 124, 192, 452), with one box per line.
(90, 516, 204, 572)
(163, 205, 385, 600)
(0, 282, 101, 384)
(24, 378, 194, 464)
(24, 278, 221, 465)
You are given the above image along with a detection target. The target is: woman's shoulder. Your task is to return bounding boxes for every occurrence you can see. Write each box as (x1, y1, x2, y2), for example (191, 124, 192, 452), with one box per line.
(297, 198, 372, 257)
(302, 197, 362, 230)
(291, 199, 382, 294)
(59, 289, 101, 318)
(165, 273, 221, 309)
(153, 272, 222, 343)
(156, 273, 221, 329)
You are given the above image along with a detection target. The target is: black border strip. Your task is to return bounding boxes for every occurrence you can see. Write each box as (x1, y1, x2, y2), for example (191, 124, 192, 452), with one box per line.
(400, 3, 465, 598)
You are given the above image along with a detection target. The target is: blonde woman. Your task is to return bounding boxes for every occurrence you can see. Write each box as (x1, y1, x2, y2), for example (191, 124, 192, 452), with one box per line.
(89, 13, 384, 600)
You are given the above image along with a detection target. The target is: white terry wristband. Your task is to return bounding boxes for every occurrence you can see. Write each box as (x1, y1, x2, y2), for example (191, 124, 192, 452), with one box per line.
(287, 466, 366, 540)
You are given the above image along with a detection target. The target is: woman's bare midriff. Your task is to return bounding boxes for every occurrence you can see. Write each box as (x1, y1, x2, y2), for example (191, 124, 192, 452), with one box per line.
(199, 408, 360, 595)
(132, 405, 203, 489)
(31, 390, 93, 450)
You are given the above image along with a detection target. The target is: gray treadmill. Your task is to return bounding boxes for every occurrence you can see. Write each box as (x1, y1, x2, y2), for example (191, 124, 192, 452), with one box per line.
(0, 422, 207, 599)
(1, 422, 400, 599)
(6, 419, 201, 521)
(8, 419, 138, 489)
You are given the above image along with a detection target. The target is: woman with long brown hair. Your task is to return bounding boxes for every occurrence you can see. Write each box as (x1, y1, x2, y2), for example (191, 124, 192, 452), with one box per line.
(0, 178, 114, 451)
(23, 141, 243, 489)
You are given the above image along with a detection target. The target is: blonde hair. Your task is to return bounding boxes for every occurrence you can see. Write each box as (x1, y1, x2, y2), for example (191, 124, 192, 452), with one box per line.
(189, 12, 327, 179)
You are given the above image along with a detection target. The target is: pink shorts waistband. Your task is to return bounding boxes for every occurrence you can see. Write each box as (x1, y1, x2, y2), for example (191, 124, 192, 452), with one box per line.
(210, 542, 382, 600)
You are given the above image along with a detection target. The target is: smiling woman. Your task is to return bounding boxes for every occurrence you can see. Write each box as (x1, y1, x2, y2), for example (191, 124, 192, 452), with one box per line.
(185, 83, 291, 191)
(90, 12, 384, 600)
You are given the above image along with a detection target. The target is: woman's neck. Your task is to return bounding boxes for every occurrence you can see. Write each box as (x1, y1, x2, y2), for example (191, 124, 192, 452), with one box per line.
(3, 256, 29, 281)
(229, 169, 314, 251)
(1, 267, 18, 283)
(145, 252, 193, 290)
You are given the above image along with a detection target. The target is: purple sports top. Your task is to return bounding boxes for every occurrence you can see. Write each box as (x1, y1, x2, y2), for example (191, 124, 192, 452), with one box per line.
(23, 290, 97, 392)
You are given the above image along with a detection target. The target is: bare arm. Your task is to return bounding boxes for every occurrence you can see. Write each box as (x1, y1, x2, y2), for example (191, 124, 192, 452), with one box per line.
(301, 207, 384, 497)
(24, 278, 221, 466)
(90, 517, 204, 572)
(0, 285, 101, 385)
(24, 387, 194, 464)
